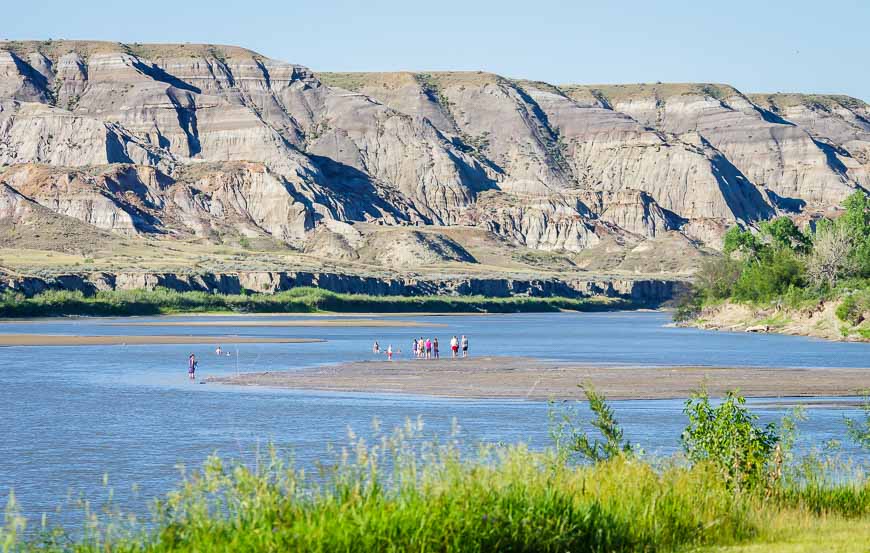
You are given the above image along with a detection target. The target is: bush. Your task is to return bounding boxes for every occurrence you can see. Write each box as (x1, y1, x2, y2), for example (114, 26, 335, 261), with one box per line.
(731, 247, 805, 303)
(845, 390, 870, 451)
(835, 289, 870, 325)
(550, 385, 634, 463)
(682, 391, 780, 492)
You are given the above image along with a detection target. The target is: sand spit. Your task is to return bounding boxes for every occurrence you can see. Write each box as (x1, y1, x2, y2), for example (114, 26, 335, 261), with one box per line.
(0, 335, 325, 347)
(207, 356, 869, 400)
(109, 319, 446, 328)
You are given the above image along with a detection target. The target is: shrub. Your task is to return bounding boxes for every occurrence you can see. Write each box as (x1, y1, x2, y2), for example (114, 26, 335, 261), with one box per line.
(835, 288, 870, 325)
(845, 390, 870, 451)
(682, 391, 780, 492)
(731, 247, 805, 303)
(550, 385, 634, 463)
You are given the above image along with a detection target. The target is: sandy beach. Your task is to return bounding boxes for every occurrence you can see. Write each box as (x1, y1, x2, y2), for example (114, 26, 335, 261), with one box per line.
(0, 335, 325, 347)
(206, 355, 870, 400)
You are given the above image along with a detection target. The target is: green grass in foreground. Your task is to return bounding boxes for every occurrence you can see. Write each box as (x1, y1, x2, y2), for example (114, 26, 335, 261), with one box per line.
(3, 393, 868, 553)
(0, 287, 631, 317)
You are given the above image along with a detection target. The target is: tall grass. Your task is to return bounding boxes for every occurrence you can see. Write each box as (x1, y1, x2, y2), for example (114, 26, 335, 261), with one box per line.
(3, 415, 867, 552)
(0, 287, 630, 318)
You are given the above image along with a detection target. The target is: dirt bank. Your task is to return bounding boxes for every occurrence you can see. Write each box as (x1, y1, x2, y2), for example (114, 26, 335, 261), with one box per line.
(687, 301, 870, 342)
(206, 356, 869, 400)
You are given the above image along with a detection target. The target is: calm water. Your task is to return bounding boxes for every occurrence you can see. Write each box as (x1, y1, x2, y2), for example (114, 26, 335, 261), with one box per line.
(1, 311, 868, 527)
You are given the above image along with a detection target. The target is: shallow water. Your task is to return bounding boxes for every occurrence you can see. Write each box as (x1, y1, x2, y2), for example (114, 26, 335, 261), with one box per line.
(1, 311, 868, 527)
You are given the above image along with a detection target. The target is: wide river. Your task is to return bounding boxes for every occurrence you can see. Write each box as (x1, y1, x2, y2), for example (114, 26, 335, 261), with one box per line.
(1, 311, 868, 528)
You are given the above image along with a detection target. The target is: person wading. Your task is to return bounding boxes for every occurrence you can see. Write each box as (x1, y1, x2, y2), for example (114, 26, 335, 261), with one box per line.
(188, 353, 197, 380)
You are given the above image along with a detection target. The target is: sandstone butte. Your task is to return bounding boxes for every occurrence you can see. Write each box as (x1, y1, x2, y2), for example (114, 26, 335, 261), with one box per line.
(0, 40, 868, 300)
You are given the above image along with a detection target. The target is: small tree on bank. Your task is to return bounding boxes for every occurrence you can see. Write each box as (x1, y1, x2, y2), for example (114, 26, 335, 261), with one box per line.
(682, 390, 780, 492)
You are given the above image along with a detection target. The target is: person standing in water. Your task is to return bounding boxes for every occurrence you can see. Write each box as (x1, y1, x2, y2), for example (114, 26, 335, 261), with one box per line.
(188, 353, 197, 380)
(461, 335, 469, 358)
(373, 341, 380, 354)
(450, 335, 459, 358)
(433, 337, 439, 359)
(425, 337, 432, 359)
(387, 344, 393, 361)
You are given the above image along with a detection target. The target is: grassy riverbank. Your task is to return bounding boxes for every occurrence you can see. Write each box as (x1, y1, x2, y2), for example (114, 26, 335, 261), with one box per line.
(0, 287, 631, 318)
(3, 392, 868, 552)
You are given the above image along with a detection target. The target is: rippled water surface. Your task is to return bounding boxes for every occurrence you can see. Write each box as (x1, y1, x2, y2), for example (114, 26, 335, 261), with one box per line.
(1, 311, 868, 526)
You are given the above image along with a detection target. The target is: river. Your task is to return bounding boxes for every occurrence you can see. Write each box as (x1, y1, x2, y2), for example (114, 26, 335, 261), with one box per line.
(1, 311, 868, 528)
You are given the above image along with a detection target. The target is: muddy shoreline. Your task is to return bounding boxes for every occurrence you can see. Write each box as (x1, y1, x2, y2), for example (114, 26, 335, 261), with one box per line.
(206, 356, 869, 400)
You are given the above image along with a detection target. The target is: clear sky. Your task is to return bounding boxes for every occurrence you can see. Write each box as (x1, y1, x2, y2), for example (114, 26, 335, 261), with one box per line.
(4, 0, 868, 101)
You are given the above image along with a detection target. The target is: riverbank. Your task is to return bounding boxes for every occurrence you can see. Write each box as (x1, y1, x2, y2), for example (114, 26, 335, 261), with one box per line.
(684, 299, 870, 343)
(0, 287, 639, 318)
(206, 356, 870, 400)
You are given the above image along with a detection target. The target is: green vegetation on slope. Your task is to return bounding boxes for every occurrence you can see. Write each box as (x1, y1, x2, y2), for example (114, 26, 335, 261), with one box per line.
(2, 389, 867, 552)
(0, 287, 629, 318)
(677, 190, 870, 338)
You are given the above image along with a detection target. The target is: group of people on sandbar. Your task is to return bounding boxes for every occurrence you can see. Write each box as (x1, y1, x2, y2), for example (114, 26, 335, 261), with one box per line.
(372, 334, 468, 361)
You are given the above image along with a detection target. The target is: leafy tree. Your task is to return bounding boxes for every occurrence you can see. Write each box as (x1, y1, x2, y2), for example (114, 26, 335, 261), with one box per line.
(695, 257, 742, 300)
(840, 191, 870, 240)
(722, 226, 762, 258)
(731, 247, 804, 302)
(682, 390, 780, 491)
(759, 217, 810, 254)
(839, 191, 870, 277)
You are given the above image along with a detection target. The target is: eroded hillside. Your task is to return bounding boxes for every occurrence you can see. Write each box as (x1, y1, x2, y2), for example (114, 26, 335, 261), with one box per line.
(1, 40, 867, 281)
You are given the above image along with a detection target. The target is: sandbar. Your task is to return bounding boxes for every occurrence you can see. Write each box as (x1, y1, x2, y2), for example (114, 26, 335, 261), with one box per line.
(207, 356, 869, 400)
(110, 319, 446, 328)
(0, 334, 325, 347)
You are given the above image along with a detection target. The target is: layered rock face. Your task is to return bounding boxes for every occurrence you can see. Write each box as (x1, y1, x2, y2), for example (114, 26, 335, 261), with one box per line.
(0, 40, 867, 275)
(0, 270, 681, 305)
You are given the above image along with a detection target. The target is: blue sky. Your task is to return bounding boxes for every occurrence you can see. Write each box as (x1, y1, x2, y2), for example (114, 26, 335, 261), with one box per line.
(4, 0, 868, 101)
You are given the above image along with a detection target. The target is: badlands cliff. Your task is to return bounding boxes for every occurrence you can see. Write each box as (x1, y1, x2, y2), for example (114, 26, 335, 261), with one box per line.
(0, 40, 867, 297)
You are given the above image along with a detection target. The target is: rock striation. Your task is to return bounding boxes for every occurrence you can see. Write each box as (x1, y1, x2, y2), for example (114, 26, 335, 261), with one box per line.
(0, 40, 868, 289)
(0, 269, 681, 305)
